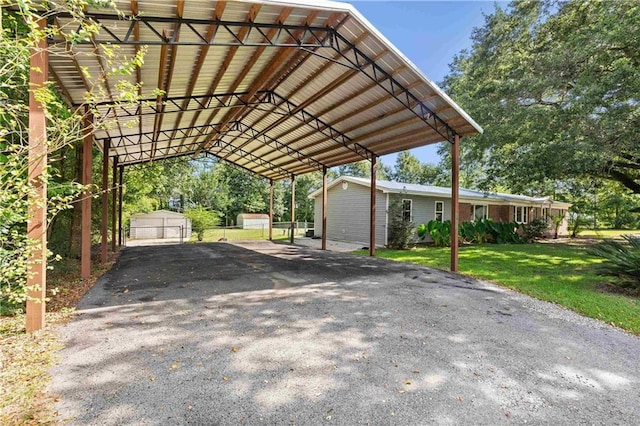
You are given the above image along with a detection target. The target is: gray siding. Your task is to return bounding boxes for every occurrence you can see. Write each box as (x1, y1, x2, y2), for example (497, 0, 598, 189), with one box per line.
(388, 194, 452, 224)
(313, 182, 386, 247)
(387, 194, 451, 242)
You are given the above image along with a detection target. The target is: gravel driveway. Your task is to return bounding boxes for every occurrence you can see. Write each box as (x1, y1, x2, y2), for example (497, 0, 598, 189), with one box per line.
(50, 241, 640, 425)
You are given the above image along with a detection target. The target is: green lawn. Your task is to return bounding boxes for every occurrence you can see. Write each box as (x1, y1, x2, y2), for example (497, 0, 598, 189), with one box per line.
(578, 229, 640, 239)
(193, 227, 308, 243)
(356, 243, 640, 335)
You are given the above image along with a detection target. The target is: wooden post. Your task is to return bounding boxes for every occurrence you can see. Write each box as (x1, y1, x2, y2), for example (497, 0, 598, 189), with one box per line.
(451, 134, 460, 272)
(118, 165, 124, 246)
(111, 156, 118, 252)
(269, 179, 274, 241)
(81, 107, 93, 280)
(26, 20, 48, 332)
(100, 139, 110, 263)
(290, 175, 295, 244)
(370, 155, 377, 257)
(321, 166, 327, 250)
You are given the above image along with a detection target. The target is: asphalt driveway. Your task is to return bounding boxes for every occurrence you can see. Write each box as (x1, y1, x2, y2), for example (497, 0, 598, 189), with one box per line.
(50, 241, 640, 425)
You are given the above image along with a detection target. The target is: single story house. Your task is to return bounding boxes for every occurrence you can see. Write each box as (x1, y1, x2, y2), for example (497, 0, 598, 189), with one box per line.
(237, 213, 270, 229)
(309, 176, 571, 247)
(129, 210, 191, 240)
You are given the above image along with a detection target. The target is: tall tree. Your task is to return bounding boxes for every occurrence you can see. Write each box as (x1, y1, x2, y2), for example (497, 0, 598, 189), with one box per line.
(392, 152, 423, 183)
(442, 0, 640, 195)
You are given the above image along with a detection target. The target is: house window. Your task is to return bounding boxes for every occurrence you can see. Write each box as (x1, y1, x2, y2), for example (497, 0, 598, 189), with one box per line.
(402, 199, 412, 222)
(435, 201, 444, 222)
(473, 205, 488, 221)
(541, 208, 548, 219)
(514, 206, 529, 224)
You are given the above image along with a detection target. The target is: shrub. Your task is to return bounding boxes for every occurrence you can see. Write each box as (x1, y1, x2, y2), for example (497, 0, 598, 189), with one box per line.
(459, 219, 491, 244)
(184, 207, 219, 241)
(416, 223, 427, 240)
(387, 198, 414, 249)
(523, 217, 549, 241)
(426, 220, 451, 247)
(486, 220, 527, 244)
(587, 235, 640, 290)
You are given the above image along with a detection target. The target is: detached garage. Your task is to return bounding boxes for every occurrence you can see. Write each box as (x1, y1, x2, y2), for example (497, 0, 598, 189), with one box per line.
(129, 210, 192, 240)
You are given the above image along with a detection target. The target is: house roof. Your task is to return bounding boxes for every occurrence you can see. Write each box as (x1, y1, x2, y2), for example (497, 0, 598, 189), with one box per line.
(44, 0, 482, 180)
(309, 176, 572, 208)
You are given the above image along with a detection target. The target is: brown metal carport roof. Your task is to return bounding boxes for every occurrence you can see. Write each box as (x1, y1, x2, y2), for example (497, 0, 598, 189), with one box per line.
(48, 0, 482, 179)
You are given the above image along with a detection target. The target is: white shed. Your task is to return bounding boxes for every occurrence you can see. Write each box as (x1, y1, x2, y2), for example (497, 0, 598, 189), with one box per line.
(129, 210, 191, 240)
(237, 213, 270, 230)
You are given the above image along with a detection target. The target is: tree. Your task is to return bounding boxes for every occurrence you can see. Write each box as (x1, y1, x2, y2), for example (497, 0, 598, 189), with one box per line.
(391, 151, 445, 185)
(392, 152, 422, 183)
(184, 207, 218, 241)
(332, 159, 390, 180)
(442, 0, 640, 195)
(1, 2, 147, 312)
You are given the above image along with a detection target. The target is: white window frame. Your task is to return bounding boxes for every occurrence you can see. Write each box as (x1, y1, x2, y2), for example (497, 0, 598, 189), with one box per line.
(473, 204, 489, 221)
(435, 200, 444, 222)
(402, 199, 413, 222)
(514, 206, 529, 224)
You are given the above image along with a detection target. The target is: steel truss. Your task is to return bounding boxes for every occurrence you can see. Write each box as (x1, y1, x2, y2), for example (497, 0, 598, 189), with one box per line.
(208, 139, 294, 180)
(94, 91, 273, 119)
(329, 33, 456, 143)
(100, 122, 225, 148)
(268, 92, 373, 160)
(50, 13, 336, 47)
(229, 121, 326, 171)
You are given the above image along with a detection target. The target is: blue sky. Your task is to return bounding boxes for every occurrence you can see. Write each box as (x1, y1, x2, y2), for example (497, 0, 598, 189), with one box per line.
(349, 1, 504, 167)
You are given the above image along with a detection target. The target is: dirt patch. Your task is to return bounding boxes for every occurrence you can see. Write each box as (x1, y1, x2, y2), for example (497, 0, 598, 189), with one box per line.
(594, 281, 640, 298)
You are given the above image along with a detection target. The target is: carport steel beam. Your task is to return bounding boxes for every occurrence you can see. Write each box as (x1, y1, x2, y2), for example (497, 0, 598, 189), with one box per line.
(54, 11, 457, 144)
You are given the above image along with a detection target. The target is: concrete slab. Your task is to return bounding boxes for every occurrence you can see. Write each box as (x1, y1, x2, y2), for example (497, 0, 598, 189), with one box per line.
(50, 241, 640, 425)
(293, 236, 367, 252)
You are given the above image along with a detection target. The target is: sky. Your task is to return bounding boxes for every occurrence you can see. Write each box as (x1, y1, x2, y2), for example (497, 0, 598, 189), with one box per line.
(349, 1, 504, 167)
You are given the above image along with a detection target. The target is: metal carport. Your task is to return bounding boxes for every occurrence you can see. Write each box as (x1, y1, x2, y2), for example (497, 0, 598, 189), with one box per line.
(24, 0, 482, 330)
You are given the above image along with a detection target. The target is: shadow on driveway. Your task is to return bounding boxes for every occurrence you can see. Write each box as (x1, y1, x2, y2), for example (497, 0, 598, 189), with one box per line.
(50, 241, 640, 425)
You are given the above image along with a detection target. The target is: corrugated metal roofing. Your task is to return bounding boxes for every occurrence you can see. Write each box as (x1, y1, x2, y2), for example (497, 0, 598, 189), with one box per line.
(310, 176, 571, 208)
(48, 0, 483, 180)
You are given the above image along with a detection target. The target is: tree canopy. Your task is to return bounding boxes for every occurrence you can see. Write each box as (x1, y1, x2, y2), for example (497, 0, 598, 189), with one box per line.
(442, 0, 640, 195)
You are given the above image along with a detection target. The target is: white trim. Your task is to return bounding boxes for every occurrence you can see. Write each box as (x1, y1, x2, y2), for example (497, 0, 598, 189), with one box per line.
(435, 200, 445, 222)
(473, 204, 489, 221)
(402, 198, 413, 222)
(384, 194, 389, 246)
(514, 206, 529, 224)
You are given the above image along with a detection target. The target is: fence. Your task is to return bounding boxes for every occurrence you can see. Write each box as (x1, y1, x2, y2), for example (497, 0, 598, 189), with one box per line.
(126, 222, 314, 244)
(197, 222, 314, 243)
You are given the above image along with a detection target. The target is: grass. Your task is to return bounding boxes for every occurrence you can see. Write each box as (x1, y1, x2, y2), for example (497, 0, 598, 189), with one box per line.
(578, 229, 640, 238)
(356, 243, 640, 335)
(193, 227, 309, 243)
(0, 256, 114, 425)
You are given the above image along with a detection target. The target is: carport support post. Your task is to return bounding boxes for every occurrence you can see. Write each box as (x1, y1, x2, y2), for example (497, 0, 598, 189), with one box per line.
(100, 138, 110, 264)
(450, 134, 460, 272)
(26, 20, 48, 332)
(290, 175, 295, 244)
(269, 179, 274, 241)
(111, 156, 118, 252)
(81, 107, 93, 280)
(370, 155, 377, 257)
(321, 166, 327, 250)
(118, 165, 124, 246)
